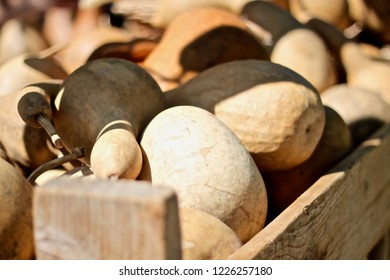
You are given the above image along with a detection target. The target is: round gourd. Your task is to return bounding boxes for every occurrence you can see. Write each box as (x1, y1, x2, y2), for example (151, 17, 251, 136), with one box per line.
(179, 208, 242, 260)
(139, 105, 268, 243)
(53, 58, 165, 179)
(0, 158, 34, 259)
(165, 59, 326, 172)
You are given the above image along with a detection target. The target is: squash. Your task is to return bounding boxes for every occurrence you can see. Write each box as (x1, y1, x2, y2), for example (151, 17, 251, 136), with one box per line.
(0, 158, 34, 259)
(321, 84, 390, 145)
(179, 208, 242, 260)
(139, 105, 268, 243)
(52, 58, 165, 179)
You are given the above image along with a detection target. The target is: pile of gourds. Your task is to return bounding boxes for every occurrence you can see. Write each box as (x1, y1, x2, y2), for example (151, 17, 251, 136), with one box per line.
(1, 0, 390, 260)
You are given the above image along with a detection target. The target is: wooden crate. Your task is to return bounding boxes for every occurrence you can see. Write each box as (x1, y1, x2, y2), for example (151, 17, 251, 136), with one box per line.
(34, 124, 390, 260)
(229, 124, 390, 260)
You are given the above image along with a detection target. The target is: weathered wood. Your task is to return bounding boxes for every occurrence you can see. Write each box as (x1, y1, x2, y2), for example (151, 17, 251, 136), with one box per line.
(33, 177, 181, 260)
(229, 124, 390, 259)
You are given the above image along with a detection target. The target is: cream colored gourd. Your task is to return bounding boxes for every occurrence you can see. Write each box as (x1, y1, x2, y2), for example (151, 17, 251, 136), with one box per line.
(179, 208, 242, 260)
(142, 6, 268, 89)
(321, 84, 390, 145)
(53, 58, 165, 179)
(262, 106, 352, 218)
(165, 60, 325, 172)
(0, 158, 34, 259)
(271, 28, 337, 92)
(139, 106, 268, 243)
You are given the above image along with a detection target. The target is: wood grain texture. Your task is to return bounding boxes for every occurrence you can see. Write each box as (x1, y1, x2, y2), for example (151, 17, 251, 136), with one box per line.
(33, 177, 181, 260)
(228, 124, 390, 260)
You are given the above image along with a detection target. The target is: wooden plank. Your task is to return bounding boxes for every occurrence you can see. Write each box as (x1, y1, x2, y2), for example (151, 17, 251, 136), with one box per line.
(229, 124, 390, 259)
(33, 177, 181, 260)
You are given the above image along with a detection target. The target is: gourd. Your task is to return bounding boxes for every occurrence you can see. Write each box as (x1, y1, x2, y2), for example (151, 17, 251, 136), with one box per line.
(52, 58, 165, 179)
(179, 208, 242, 260)
(262, 106, 352, 219)
(139, 105, 268, 243)
(0, 158, 34, 259)
(321, 84, 390, 145)
(142, 6, 269, 91)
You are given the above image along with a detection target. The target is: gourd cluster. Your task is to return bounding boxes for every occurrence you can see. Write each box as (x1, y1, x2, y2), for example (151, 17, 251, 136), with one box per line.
(1, 0, 389, 260)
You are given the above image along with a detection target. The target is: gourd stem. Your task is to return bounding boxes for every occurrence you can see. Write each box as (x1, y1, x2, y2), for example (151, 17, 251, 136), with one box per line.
(36, 114, 63, 149)
(27, 147, 85, 185)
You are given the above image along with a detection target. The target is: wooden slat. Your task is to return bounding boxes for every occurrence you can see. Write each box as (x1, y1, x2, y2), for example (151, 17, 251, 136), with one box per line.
(33, 178, 181, 260)
(229, 124, 390, 259)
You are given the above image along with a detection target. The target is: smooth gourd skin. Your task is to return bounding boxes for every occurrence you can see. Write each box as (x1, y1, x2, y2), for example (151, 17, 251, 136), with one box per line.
(53, 58, 166, 164)
(0, 158, 34, 259)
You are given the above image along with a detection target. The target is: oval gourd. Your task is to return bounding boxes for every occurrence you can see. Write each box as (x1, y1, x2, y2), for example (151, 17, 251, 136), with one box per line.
(321, 84, 390, 145)
(165, 59, 326, 172)
(139, 106, 268, 243)
(142, 6, 269, 89)
(262, 106, 352, 219)
(0, 158, 34, 259)
(53, 58, 165, 179)
(180, 208, 242, 260)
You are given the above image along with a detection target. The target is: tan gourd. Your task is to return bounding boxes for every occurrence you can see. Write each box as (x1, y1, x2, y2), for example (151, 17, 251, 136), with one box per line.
(241, 1, 337, 92)
(0, 158, 34, 259)
(0, 18, 49, 64)
(321, 84, 390, 145)
(179, 208, 242, 260)
(142, 6, 269, 90)
(271, 27, 337, 92)
(139, 105, 268, 243)
(165, 60, 325, 172)
(51, 58, 165, 179)
(262, 106, 352, 219)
